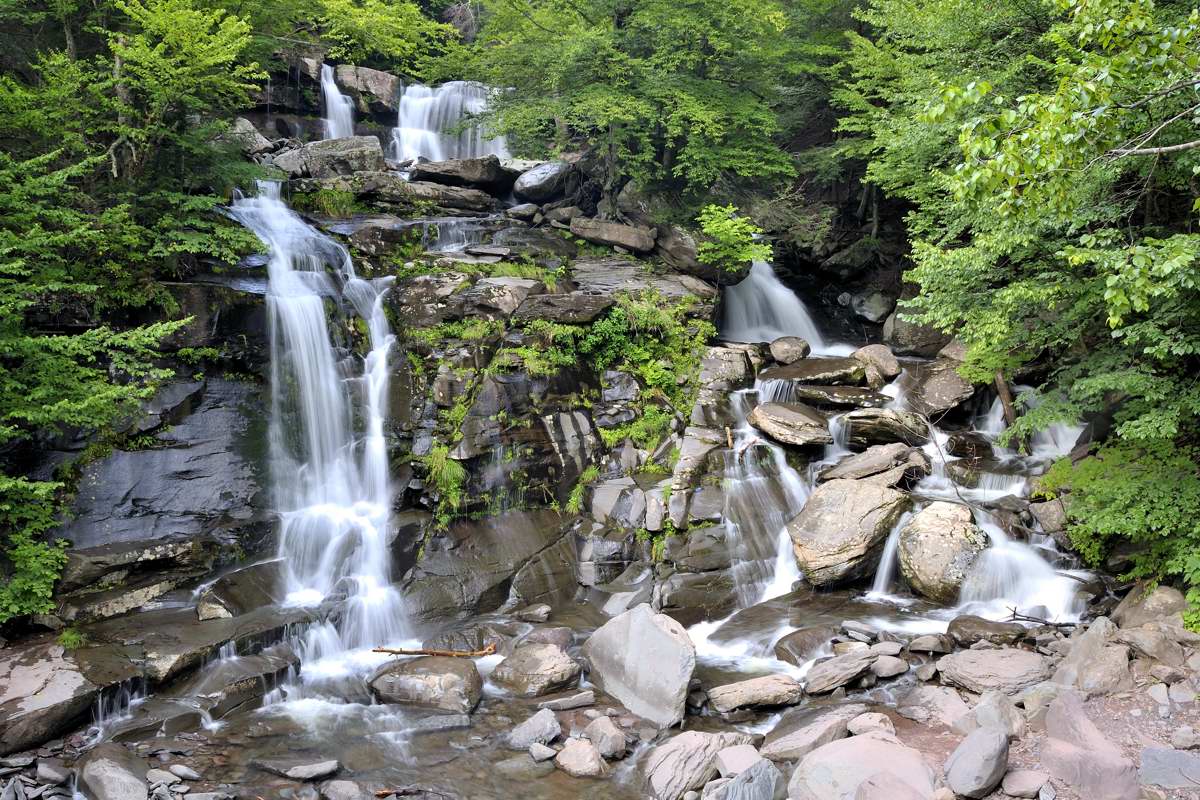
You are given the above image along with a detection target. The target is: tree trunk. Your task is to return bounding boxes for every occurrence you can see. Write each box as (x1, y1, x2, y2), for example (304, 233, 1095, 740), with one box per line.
(994, 370, 1017, 427)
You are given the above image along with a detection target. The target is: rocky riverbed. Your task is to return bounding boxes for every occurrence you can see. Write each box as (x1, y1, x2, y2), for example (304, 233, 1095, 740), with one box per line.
(2, 57, 1198, 800)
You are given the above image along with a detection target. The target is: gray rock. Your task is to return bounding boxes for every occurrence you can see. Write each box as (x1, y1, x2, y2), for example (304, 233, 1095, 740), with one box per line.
(254, 759, 340, 781)
(1052, 617, 1133, 696)
(409, 155, 510, 189)
(491, 643, 581, 698)
(898, 502, 988, 603)
(569, 217, 656, 253)
(759, 704, 867, 762)
(496, 753, 555, 779)
(844, 408, 930, 447)
(319, 779, 373, 800)
(1112, 584, 1189, 628)
(1002, 770, 1049, 798)
(787, 479, 912, 586)
(507, 708, 561, 750)
(870, 655, 909, 679)
(882, 309, 952, 357)
(907, 359, 976, 416)
(937, 648, 1051, 694)
(847, 712, 894, 736)
(643, 731, 754, 800)
(817, 443, 929, 486)
(513, 292, 615, 324)
(538, 690, 594, 711)
(784, 385, 891, 409)
(368, 656, 483, 713)
(805, 650, 876, 694)
(333, 64, 401, 113)
(581, 604, 696, 728)
(1139, 747, 1200, 788)
(852, 290, 895, 323)
(714, 745, 761, 778)
(224, 118, 273, 155)
(513, 161, 572, 202)
(1042, 690, 1137, 800)
(852, 772, 929, 800)
(529, 743, 557, 762)
(852, 344, 902, 384)
(897, 684, 971, 727)
(769, 337, 811, 364)
(707, 675, 803, 713)
(787, 732, 937, 800)
(944, 726, 1008, 798)
(954, 690, 1026, 739)
(772, 625, 837, 667)
(78, 744, 148, 800)
(584, 716, 626, 759)
(37, 759, 69, 785)
(747, 403, 832, 447)
(274, 135, 385, 178)
(759, 357, 865, 386)
(554, 738, 606, 777)
(708, 757, 784, 800)
(947, 615, 1026, 646)
(908, 633, 954, 653)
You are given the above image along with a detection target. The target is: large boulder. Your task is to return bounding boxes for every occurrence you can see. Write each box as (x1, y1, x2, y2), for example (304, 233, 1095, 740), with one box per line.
(783, 385, 891, 409)
(77, 743, 148, 800)
(491, 643, 581, 697)
(769, 336, 811, 364)
(907, 360, 976, 417)
(1041, 691, 1138, 800)
(759, 358, 865, 386)
(759, 704, 867, 762)
(334, 64, 401, 113)
(787, 732, 937, 800)
(224, 117, 273, 155)
(707, 674, 803, 713)
(817, 443, 930, 487)
(747, 402, 832, 447)
(945, 726, 1008, 798)
(1112, 583, 1189, 628)
(581, 604, 696, 728)
(408, 155, 511, 190)
(513, 161, 572, 202)
(367, 656, 483, 713)
(569, 217, 657, 253)
(273, 135, 385, 178)
(772, 625, 837, 667)
(296, 171, 496, 211)
(804, 650, 876, 695)
(643, 731, 754, 800)
(852, 344, 901, 387)
(947, 615, 1026, 647)
(844, 408, 929, 448)
(1051, 616, 1134, 696)
(938, 649, 1052, 694)
(897, 502, 989, 602)
(883, 309, 952, 357)
(786, 479, 912, 586)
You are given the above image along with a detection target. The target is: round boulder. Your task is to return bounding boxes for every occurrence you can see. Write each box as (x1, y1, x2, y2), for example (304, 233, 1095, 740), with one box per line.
(513, 161, 572, 203)
(368, 656, 483, 714)
(898, 502, 989, 603)
(769, 336, 811, 364)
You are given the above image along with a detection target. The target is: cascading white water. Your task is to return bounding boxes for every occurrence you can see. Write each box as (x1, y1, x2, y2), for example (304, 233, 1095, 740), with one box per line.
(722, 389, 809, 605)
(320, 64, 355, 140)
(721, 261, 853, 356)
(391, 81, 511, 162)
(227, 182, 405, 685)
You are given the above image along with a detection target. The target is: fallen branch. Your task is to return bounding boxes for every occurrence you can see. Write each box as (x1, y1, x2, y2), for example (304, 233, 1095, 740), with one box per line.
(371, 643, 496, 658)
(1004, 605, 1076, 628)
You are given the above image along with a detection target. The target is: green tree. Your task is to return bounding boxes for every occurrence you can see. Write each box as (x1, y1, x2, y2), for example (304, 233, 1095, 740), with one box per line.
(447, 0, 796, 204)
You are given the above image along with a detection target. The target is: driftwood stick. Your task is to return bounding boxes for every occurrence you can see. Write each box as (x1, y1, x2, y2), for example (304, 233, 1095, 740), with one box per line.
(1004, 605, 1076, 628)
(371, 643, 496, 658)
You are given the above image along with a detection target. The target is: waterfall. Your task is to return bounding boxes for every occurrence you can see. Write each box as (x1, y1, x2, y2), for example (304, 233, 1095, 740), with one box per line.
(391, 81, 511, 162)
(721, 261, 852, 356)
(320, 64, 355, 140)
(722, 389, 810, 605)
(227, 182, 405, 685)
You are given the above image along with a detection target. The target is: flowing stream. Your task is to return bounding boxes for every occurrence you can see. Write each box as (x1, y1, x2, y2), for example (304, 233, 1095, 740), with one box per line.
(320, 63, 355, 140)
(227, 182, 406, 692)
(391, 81, 510, 162)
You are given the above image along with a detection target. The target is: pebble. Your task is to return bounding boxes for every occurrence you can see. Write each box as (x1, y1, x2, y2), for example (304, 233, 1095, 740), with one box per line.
(169, 765, 201, 780)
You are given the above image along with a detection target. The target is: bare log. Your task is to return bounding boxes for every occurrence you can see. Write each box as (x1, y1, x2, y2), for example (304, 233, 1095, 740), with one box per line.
(371, 643, 496, 658)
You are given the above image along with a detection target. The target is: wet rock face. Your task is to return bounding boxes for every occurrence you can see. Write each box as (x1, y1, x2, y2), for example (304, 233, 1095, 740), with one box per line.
(367, 656, 483, 713)
(786, 479, 912, 586)
(898, 502, 989, 603)
(0, 639, 110, 755)
(54, 379, 265, 553)
(581, 604, 696, 728)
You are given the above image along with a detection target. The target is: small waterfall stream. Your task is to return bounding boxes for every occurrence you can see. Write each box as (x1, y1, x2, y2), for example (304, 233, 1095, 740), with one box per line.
(391, 81, 510, 162)
(320, 64, 355, 140)
(228, 182, 406, 691)
(721, 261, 852, 356)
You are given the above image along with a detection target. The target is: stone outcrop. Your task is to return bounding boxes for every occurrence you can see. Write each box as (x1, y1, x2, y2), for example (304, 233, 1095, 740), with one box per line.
(898, 502, 989, 602)
(569, 217, 657, 253)
(367, 656, 483, 713)
(581, 604, 696, 728)
(786, 479, 912, 586)
(747, 402, 831, 447)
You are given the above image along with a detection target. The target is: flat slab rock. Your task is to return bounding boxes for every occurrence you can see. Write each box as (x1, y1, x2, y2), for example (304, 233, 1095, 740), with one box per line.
(252, 758, 340, 781)
(937, 648, 1051, 694)
(707, 674, 803, 713)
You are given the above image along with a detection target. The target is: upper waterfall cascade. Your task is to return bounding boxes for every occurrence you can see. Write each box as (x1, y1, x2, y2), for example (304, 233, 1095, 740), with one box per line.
(320, 63, 355, 140)
(391, 80, 511, 162)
